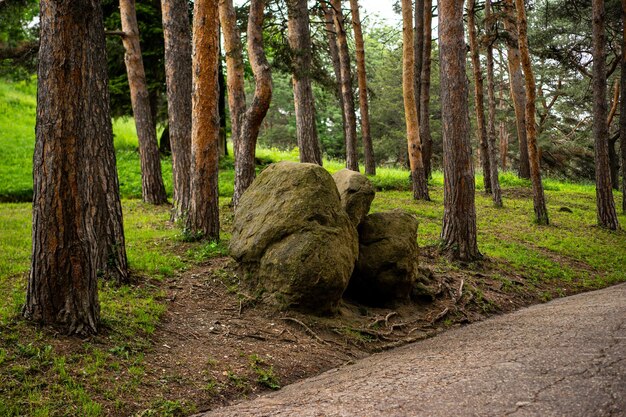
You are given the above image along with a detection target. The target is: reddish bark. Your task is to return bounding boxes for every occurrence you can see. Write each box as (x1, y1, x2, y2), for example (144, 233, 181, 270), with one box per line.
(402, 0, 429, 200)
(439, 0, 480, 261)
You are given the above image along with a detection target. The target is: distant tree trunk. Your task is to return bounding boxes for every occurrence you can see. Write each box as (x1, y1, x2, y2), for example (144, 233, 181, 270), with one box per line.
(467, 0, 492, 195)
(402, 0, 429, 200)
(219, 0, 247, 204)
(439, 0, 480, 261)
(218, 47, 228, 157)
(331, 0, 359, 171)
(159, 125, 171, 155)
(235, 0, 273, 206)
(591, 0, 619, 230)
(503, 0, 531, 179)
(320, 1, 346, 149)
(119, 0, 168, 205)
(498, 48, 509, 171)
(349, 0, 376, 175)
(621, 0, 626, 213)
(607, 80, 620, 190)
(25, 0, 128, 335)
(161, 0, 192, 221)
(515, 0, 549, 225)
(420, 0, 434, 179)
(186, 0, 220, 240)
(608, 134, 619, 190)
(414, 0, 424, 120)
(286, 0, 322, 165)
(485, 0, 503, 207)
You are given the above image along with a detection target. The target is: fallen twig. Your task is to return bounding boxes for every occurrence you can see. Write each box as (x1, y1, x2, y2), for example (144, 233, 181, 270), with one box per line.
(456, 279, 464, 303)
(433, 307, 449, 323)
(368, 311, 398, 328)
(280, 317, 328, 345)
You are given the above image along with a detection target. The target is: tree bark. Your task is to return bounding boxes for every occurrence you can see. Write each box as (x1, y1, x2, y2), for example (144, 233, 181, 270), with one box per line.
(219, 0, 247, 204)
(320, 1, 346, 150)
(485, 0, 503, 207)
(467, 0, 492, 195)
(439, 0, 480, 261)
(607, 80, 620, 190)
(161, 0, 192, 221)
(235, 0, 273, 207)
(186, 0, 220, 240)
(402, 0, 429, 200)
(621, 0, 626, 213)
(218, 46, 228, 157)
(502, 0, 531, 179)
(414, 0, 424, 120)
(331, 0, 359, 171)
(286, 0, 323, 165)
(119, 0, 168, 205)
(25, 0, 129, 335)
(591, 0, 619, 230)
(349, 0, 376, 175)
(514, 0, 549, 225)
(420, 0, 434, 179)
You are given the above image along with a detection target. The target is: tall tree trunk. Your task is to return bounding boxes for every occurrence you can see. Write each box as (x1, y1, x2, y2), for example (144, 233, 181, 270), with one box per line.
(25, 0, 128, 335)
(514, 0, 549, 225)
(591, 0, 619, 230)
(320, 1, 346, 149)
(219, 0, 247, 205)
(331, 0, 359, 171)
(498, 48, 509, 171)
(402, 0, 430, 200)
(502, 0, 531, 179)
(236, 0, 273, 206)
(420, 0, 434, 179)
(607, 80, 620, 190)
(467, 0, 492, 194)
(218, 46, 228, 157)
(186, 0, 220, 240)
(414, 0, 424, 120)
(119, 0, 168, 205)
(439, 0, 480, 261)
(161, 0, 192, 222)
(485, 0, 503, 207)
(349, 0, 376, 175)
(622, 0, 626, 213)
(286, 0, 322, 165)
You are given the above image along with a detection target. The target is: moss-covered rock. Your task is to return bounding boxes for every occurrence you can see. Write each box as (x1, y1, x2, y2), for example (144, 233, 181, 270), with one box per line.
(332, 169, 375, 227)
(230, 162, 359, 313)
(347, 210, 419, 305)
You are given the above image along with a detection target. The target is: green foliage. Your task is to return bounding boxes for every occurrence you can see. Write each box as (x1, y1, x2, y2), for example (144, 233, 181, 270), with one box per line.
(0, 0, 39, 78)
(102, 0, 168, 121)
(248, 354, 280, 390)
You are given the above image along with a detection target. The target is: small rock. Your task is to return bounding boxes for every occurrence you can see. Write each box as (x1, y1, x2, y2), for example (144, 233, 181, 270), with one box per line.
(332, 169, 375, 227)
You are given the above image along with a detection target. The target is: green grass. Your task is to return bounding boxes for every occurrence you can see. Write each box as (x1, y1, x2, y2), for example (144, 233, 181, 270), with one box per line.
(1, 77, 626, 416)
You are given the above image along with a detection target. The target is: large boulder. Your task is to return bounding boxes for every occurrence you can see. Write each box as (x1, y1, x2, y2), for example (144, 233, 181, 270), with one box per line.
(332, 169, 375, 227)
(229, 162, 359, 313)
(347, 210, 419, 305)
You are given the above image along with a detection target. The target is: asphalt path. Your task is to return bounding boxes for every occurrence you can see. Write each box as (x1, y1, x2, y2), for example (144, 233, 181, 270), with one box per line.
(196, 283, 626, 417)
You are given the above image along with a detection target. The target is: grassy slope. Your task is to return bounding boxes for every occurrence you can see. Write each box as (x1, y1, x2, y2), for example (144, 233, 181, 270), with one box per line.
(1, 79, 625, 416)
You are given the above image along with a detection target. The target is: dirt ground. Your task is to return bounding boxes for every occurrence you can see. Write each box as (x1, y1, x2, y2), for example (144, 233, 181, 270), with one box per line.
(121, 246, 568, 416)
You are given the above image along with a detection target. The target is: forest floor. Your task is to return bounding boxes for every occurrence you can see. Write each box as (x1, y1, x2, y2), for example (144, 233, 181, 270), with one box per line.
(2, 186, 626, 417)
(1, 79, 626, 416)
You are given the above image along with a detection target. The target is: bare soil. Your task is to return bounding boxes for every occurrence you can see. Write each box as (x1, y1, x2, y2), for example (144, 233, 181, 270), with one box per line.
(118, 245, 587, 416)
